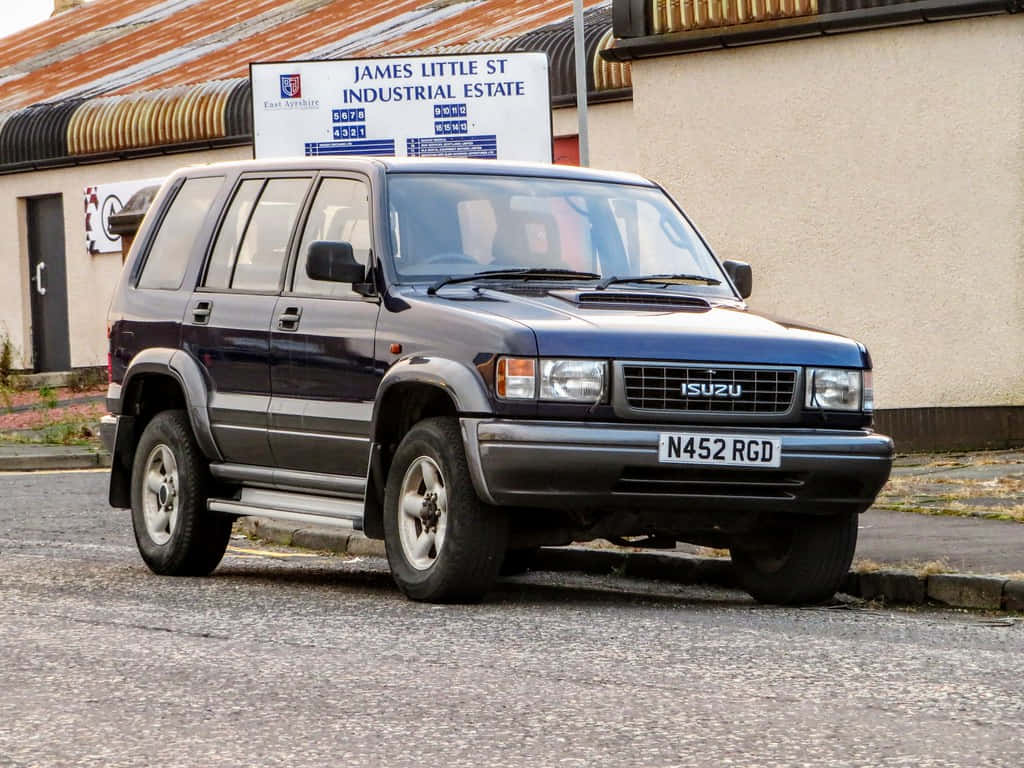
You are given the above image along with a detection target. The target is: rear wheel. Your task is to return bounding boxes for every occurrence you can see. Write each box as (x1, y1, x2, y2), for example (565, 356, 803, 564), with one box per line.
(730, 512, 858, 605)
(383, 417, 507, 602)
(130, 410, 231, 576)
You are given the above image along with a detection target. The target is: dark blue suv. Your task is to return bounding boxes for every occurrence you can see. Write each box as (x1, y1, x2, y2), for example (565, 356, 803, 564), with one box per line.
(101, 157, 893, 604)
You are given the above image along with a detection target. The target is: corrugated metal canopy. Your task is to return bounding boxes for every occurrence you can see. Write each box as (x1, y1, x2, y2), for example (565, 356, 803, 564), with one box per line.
(0, 0, 630, 171)
(512, 6, 631, 104)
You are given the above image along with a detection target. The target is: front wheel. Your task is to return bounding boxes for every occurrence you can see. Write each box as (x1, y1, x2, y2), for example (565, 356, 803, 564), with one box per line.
(383, 417, 507, 602)
(730, 512, 858, 605)
(130, 410, 232, 576)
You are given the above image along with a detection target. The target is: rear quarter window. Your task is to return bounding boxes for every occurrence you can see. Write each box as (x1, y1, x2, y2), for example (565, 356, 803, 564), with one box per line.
(137, 176, 222, 290)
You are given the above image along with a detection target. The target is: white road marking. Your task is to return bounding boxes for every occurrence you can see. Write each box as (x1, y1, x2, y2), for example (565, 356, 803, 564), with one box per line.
(0, 468, 110, 476)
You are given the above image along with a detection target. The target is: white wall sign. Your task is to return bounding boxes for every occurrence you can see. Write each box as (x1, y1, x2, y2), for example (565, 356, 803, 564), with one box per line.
(250, 53, 551, 162)
(84, 177, 163, 254)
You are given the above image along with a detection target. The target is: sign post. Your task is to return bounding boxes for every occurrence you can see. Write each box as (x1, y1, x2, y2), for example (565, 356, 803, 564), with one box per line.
(572, 0, 590, 167)
(250, 53, 551, 162)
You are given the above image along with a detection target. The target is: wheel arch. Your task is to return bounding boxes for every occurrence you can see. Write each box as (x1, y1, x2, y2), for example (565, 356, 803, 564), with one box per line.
(362, 357, 494, 539)
(109, 348, 221, 508)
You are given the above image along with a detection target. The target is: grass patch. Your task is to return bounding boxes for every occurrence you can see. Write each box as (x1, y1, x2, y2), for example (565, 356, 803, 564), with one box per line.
(37, 385, 58, 410)
(853, 558, 884, 573)
(695, 547, 730, 559)
(0, 415, 99, 446)
(854, 558, 953, 577)
(913, 559, 954, 576)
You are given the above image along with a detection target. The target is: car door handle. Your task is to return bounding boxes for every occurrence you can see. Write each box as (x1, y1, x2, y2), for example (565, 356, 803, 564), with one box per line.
(192, 300, 213, 324)
(33, 262, 47, 296)
(278, 306, 302, 331)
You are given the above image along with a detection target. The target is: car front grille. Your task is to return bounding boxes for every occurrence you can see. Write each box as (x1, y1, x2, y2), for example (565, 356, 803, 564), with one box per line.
(621, 364, 797, 414)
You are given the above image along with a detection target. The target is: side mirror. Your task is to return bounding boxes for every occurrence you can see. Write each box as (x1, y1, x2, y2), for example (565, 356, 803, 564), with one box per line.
(722, 260, 752, 299)
(306, 241, 365, 284)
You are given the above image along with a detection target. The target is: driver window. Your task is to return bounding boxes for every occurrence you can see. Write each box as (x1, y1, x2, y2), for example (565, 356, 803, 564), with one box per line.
(293, 178, 371, 297)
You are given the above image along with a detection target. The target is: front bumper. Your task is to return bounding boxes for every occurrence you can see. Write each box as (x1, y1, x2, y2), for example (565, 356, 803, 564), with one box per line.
(461, 418, 893, 515)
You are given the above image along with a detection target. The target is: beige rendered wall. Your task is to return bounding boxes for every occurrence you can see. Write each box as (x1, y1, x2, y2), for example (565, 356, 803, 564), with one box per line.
(629, 16, 1024, 409)
(553, 100, 637, 172)
(0, 146, 251, 370)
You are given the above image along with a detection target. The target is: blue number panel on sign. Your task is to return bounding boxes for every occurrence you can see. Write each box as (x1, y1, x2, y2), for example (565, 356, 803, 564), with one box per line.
(433, 103, 468, 119)
(332, 108, 367, 123)
(406, 135, 497, 159)
(434, 120, 469, 136)
(333, 125, 367, 140)
(304, 139, 396, 157)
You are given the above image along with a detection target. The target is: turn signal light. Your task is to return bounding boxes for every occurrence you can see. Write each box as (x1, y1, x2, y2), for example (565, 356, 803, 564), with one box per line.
(496, 357, 536, 399)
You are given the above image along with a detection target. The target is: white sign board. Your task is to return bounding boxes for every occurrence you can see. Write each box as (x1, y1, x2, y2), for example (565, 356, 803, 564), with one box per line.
(250, 53, 551, 162)
(84, 177, 163, 254)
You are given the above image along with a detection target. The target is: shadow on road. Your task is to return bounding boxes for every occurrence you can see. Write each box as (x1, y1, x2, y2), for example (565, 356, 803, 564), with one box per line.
(210, 555, 756, 610)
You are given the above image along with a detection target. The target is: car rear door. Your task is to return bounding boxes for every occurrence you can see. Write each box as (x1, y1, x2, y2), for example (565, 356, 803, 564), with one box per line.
(268, 173, 381, 477)
(182, 172, 314, 466)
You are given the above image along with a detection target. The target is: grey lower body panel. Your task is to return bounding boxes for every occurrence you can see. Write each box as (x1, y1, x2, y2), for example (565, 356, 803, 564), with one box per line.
(462, 418, 894, 515)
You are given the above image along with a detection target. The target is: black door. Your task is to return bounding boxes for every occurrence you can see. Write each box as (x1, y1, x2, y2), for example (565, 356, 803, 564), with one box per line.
(269, 176, 381, 477)
(26, 195, 70, 372)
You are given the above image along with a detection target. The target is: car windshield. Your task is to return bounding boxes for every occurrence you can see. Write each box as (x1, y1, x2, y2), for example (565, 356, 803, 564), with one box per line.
(385, 173, 734, 297)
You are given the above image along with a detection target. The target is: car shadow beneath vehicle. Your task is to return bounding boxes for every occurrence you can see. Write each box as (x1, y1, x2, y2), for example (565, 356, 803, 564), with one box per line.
(211, 549, 758, 609)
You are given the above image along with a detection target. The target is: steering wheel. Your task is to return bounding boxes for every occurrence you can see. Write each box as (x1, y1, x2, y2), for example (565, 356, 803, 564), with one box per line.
(421, 251, 477, 264)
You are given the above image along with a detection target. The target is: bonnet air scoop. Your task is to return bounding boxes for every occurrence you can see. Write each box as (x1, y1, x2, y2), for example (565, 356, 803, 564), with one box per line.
(550, 290, 711, 311)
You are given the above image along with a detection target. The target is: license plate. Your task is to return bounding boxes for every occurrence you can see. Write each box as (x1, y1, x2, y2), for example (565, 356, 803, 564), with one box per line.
(658, 433, 782, 468)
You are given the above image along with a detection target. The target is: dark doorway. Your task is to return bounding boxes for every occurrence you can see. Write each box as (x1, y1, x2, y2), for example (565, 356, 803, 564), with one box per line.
(26, 195, 71, 372)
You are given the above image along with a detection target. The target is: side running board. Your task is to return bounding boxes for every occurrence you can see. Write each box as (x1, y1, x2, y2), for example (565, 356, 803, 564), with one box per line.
(208, 487, 364, 531)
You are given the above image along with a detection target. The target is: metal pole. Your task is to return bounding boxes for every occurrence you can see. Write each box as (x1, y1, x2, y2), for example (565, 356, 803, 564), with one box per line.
(572, 0, 590, 166)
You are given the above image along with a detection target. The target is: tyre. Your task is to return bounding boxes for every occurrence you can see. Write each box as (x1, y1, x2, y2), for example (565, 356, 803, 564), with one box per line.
(730, 512, 858, 605)
(130, 409, 232, 576)
(383, 417, 508, 602)
(500, 547, 540, 577)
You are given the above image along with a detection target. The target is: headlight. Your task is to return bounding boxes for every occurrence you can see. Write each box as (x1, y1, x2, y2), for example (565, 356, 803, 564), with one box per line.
(805, 368, 865, 411)
(540, 359, 606, 401)
(496, 357, 606, 402)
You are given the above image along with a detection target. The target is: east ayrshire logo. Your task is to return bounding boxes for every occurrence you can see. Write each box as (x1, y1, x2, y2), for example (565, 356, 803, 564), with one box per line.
(280, 73, 302, 99)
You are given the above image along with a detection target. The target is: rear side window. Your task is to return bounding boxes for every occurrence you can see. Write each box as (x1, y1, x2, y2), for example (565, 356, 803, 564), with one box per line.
(204, 179, 263, 290)
(137, 176, 221, 290)
(231, 178, 310, 292)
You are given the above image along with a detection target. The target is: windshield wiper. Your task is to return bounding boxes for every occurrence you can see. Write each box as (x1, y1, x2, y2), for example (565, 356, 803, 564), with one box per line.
(427, 268, 600, 295)
(596, 273, 721, 290)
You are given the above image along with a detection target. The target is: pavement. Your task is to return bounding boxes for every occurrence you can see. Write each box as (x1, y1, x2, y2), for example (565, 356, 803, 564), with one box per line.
(2, 443, 1022, 610)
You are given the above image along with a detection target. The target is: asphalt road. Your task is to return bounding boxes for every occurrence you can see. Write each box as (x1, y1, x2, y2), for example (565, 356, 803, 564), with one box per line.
(1, 470, 1022, 768)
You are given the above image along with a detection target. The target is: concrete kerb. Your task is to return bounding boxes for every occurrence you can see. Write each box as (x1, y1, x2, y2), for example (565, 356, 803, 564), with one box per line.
(0, 450, 111, 471)
(236, 517, 1024, 612)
